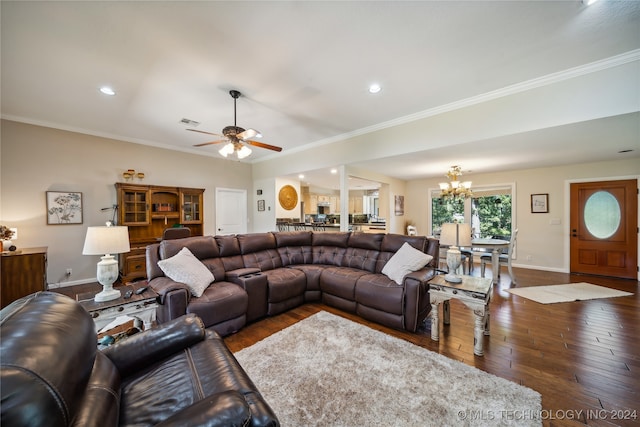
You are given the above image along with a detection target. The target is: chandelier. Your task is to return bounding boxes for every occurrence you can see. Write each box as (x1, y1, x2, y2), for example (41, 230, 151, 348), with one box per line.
(439, 165, 472, 199)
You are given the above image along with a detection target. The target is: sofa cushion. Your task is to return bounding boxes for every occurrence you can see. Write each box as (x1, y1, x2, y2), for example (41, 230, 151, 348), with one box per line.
(320, 266, 368, 301)
(262, 268, 307, 303)
(381, 242, 433, 285)
(276, 231, 313, 266)
(187, 282, 248, 331)
(237, 233, 277, 254)
(214, 235, 245, 271)
(274, 230, 312, 247)
(348, 231, 384, 251)
(158, 247, 214, 298)
(355, 273, 404, 315)
(160, 235, 220, 260)
(242, 249, 283, 272)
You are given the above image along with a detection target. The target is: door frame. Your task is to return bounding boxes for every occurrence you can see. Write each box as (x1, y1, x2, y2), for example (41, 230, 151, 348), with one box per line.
(564, 175, 639, 280)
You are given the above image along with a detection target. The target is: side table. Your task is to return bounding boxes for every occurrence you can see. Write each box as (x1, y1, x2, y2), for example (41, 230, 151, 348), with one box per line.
(77, 281, 158, 333)
(428, 274, 493, 356)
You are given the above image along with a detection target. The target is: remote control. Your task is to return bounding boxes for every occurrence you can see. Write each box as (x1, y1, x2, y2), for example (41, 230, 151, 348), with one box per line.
(135, 286, 147, 295)
(124, 290, 133, 299)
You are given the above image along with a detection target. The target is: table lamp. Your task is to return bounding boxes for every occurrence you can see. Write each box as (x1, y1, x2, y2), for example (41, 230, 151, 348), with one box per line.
(82, 225, 130, 302)
(440, 222, 472, 283)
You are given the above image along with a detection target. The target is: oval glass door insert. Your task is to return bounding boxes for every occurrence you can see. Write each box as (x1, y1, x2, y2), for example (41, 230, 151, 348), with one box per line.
(583, 190, 621, 239)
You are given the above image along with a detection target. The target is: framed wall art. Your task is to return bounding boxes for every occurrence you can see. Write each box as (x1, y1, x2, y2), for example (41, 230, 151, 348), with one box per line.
(394, 195, 404, 216)
(257, 199, 265, 212)
(46, 191, 83, 224)
(530, 193, 549, 213)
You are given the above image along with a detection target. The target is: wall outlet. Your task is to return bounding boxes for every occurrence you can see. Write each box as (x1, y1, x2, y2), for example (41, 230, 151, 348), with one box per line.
(66, 268, 72, 276)
(525, 255, 533, 261)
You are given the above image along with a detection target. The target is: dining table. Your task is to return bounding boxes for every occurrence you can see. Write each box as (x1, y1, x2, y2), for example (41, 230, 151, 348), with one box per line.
(470, 238, 510, 284)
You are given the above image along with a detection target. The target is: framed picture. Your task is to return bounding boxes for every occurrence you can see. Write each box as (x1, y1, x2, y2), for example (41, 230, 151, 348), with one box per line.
(531, 193, 549, 213)
(46, 191, 83, 224)
(257, 199, 266, 212)
(394, 195, 404, 216)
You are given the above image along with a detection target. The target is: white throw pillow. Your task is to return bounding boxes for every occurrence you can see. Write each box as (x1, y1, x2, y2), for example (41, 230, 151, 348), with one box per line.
(382, 242, 433, 285)
(157, 247, 214, 298)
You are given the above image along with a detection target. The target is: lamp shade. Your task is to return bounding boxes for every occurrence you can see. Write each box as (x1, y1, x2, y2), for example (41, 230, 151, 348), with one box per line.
(439, 223, 472, 247)
(82, 226, 130, 255)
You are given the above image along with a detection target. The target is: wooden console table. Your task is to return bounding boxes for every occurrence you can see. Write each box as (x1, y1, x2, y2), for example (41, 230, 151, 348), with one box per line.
(1, 247, 48, 309)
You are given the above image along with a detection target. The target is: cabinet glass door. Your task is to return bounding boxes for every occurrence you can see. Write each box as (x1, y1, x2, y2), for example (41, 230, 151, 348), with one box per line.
(181, 192, 202, 223)
(122, 188, 149, 225)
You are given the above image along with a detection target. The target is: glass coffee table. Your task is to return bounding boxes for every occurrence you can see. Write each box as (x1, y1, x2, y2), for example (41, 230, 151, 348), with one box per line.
(428, 274, 493, 356)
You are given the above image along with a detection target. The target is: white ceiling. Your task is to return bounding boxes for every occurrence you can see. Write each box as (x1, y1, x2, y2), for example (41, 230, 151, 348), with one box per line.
(2, 1, 639, 190)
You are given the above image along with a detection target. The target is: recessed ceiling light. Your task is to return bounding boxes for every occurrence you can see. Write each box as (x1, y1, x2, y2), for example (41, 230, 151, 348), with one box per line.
(368, 84, 381, 94)
(99, 86, 116, 96)
(330, 169, 338, 174)
(298, 174, 305, 179)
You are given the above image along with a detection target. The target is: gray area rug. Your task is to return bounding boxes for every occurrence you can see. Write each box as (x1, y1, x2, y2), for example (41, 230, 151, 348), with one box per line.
(235, 311, 541, 426)
(507, 282, 633, 304)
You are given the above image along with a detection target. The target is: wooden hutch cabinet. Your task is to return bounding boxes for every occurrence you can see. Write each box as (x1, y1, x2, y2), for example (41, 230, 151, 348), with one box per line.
(116, 183, 204, 283)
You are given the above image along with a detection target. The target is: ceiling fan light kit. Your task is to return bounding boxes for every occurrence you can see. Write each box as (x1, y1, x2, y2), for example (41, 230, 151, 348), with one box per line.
(188, 90, 282, 159)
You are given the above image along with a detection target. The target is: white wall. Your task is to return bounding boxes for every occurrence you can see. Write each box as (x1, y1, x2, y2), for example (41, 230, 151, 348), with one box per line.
(1, 120, 253, 286)
(253, 177, 277, 233)
(406, 159, 640, 273)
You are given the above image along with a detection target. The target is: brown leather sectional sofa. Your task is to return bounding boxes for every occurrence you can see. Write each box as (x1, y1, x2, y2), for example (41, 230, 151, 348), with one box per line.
(146, 231, 439, 336)
(0, 292, 279, 427)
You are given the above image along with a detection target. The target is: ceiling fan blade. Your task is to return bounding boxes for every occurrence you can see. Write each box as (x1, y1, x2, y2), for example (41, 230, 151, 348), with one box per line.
(187, 128, 224, 138)
(193, 139, 226, 147)
(237, 128, 262, 140)
(244, 139, 283, 152)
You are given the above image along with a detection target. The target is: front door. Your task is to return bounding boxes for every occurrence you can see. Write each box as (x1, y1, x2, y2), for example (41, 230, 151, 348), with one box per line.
(570, 179, 638, 279)
(215, 187, 247, 235)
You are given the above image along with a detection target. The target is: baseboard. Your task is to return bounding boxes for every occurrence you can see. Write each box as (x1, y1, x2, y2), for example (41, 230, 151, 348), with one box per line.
(48, 278, 97, 289)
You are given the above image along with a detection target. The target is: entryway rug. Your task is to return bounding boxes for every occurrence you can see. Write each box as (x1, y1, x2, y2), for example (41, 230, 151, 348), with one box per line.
(234, 311, 541, 426)
(507, 282, 633, 304)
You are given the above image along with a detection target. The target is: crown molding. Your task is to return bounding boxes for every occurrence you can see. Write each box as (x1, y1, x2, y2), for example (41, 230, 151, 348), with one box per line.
(255, 49, 640, 162)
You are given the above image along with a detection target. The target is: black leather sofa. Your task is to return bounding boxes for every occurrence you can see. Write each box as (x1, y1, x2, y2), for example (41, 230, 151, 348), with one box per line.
(147, 231, 439, 336)
(0, 291, 279, 427)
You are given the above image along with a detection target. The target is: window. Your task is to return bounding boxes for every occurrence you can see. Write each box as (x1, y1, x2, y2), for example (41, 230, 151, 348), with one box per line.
(430, 184, 515, 239)
(431, 198, 464, 237)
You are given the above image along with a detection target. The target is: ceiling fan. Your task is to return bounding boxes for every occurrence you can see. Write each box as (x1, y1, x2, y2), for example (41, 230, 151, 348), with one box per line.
(188, 90, 282, 159)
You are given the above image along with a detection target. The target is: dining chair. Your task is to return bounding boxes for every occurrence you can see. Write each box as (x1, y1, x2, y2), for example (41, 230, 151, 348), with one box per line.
(480, 229, 518, 284)
(162, 226, 191, 240)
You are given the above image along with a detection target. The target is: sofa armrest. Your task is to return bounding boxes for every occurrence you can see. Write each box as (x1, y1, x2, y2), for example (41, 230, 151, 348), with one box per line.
(403, 267, 436, 332)
(155, 390, 251, 427)
(403, 267, 436, 284)
(148, 276, 190, 304)
(225, 267, 261, 279)
(102, 314, 207, 378)
(226, 269, 268, 322)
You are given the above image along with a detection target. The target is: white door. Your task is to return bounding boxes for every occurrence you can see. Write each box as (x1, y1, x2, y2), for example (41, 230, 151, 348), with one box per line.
(215, 187, 247, 235)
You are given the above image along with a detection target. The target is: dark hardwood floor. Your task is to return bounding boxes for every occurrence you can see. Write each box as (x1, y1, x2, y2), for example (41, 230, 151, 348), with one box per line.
(54, 268, 639, 426)
(224, 268, 639, 427)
